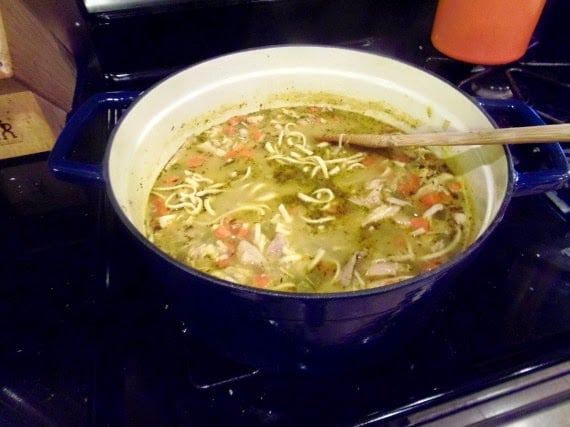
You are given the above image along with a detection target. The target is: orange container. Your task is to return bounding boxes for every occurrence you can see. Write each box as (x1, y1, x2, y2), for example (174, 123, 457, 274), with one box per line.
(431, 0, 546, 65)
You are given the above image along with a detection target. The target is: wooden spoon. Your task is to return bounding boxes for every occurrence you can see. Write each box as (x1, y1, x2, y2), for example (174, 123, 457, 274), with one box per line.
(316, 123, 570, 148)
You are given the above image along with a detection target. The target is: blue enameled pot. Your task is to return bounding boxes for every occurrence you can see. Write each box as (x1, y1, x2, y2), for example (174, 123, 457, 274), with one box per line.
(49, 47, 569, 372)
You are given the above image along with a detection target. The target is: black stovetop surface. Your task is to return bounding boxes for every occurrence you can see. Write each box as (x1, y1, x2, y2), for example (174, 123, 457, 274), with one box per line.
(2, 143, 570, 427)
(1, 1, 570, 425)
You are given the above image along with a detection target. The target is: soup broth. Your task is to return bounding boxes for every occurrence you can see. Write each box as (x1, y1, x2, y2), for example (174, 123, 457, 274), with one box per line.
(146, 106, 473, 293)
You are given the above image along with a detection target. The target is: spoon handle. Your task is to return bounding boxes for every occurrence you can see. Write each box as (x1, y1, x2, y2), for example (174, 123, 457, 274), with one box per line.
(317, 123, 570, 148)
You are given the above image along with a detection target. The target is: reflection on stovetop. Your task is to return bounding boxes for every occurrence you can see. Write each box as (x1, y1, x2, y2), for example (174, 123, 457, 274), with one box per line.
(0, 155, 101, 425)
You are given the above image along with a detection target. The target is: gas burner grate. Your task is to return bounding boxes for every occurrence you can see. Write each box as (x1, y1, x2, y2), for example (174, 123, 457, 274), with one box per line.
(423, 57, 570, 124)
(506, 66, 570, 123)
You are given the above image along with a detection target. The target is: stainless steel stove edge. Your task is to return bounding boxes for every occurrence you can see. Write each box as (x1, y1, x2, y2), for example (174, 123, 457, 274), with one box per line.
(396, 361, 570, 427)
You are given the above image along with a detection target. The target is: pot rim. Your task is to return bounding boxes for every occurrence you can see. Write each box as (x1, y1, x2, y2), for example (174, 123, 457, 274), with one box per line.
(102, 44, 516, 300)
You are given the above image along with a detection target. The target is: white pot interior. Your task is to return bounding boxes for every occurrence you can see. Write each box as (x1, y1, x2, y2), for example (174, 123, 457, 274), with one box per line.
(106, 46, 509, 247)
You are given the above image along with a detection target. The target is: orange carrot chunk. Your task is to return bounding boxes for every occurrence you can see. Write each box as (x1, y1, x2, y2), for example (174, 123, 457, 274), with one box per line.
(216, 256, 232, 268)
(420, 191, 451, 207)
(397, 173, 421, 196)
(223, 125, 237, 136)
(447, 181, 462, 193)
(225, 144, 256, 159)
(410, 217, 430, 231)
(188, 155, 208, 168)
(423, 259, 444, 271)
(214, 225, 233, 240)
(236, 226, 250, 238)
(163, 176, 179, 185)
(252, 129, 264, 141)
(361, 156, 377, 167)
(228, 115, 245, 126)
(151, 196, 169, 217)
(254, 274, 271, 288)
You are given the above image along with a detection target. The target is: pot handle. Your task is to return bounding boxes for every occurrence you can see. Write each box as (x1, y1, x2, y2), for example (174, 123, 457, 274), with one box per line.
(477, 98, 569, 197)
(48, 91, 141, 183)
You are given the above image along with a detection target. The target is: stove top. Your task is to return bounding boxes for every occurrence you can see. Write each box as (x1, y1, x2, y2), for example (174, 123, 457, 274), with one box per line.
(1, 0, 570, 425)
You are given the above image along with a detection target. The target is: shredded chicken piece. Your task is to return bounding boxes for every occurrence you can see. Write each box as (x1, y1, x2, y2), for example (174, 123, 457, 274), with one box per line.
(367, 179, 384, 190)
(188, 243, 222, 261)
(236, 240, 265, 266)
(362, 205, 401, 227)
(349, 188, 382, 208)
(246, 115, 264, 124)
(366, 261, 401, 277)
(454, 212, 467, 224)
(266, 233, 286, 258)
(423, 203, 445, 218)
(386, 196, 411, 207)
(157, 214, 176, 229)
(339, 251, 367, 287)
(197, 141, 227, 157)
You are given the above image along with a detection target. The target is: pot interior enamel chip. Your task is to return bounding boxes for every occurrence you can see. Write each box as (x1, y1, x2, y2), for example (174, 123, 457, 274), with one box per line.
(106, 46, 510, 293)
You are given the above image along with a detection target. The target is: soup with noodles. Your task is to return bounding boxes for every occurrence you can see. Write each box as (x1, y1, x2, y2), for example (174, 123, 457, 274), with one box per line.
(146, 106, 473, 293)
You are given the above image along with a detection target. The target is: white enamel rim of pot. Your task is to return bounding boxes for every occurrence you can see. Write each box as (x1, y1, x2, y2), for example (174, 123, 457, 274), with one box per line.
(103, 45, 513, 297)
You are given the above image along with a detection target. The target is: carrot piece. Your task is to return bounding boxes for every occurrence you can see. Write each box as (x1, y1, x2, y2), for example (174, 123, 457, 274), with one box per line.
(223, 125, 237, 136)
(216, 256, 232, 268)
(223, 241, 238, 252)
(228, 220, 242, 233)
(447, 180, 462, 193)
(252, 129, 264, 142)
(410, 217, 430, 231)
(163, 176, 179, 185)
(228, 115, 245, 126)
(225, 149, 238, 159)
(420, 191, 451, 207)
(423, 259, 444, 272)
(188, 154, 208, 168)
(362, 156, 377, 166)
(225, 144, 256, 159)
(254, 274, 271, 288)
(397, 173, 421, 196)
(236, 225, 249, 238)
(391, 151, 412, 163)
(240, 149, 257, 158)
(214, 225, 233, 240)
(151, 196, 169, 217)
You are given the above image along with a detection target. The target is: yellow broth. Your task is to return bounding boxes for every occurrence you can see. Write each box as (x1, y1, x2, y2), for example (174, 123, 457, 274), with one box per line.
(146, 106, 473, 293)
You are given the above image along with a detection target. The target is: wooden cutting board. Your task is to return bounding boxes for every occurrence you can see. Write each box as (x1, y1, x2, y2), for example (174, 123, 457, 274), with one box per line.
(0, 1, 76, 110)
(0, 0, 74, 159)
(0, 10, 11, 80)
(0, 91, 65, 160)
